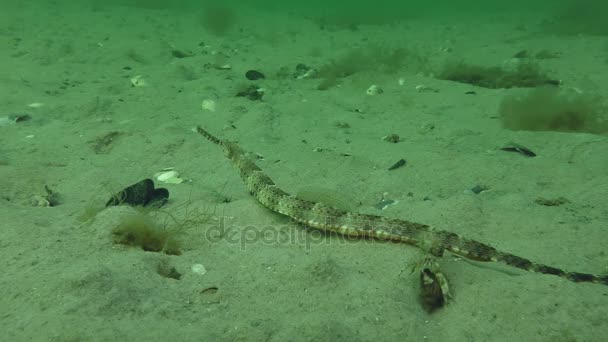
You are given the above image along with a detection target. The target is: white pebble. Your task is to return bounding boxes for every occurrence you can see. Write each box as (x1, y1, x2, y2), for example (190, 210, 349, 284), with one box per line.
(366, 84, 383, 95)
(191, 264, 207, 275)
(201, 99, 216, 112)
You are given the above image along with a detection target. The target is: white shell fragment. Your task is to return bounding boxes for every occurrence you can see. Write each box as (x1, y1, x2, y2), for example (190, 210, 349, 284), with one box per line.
(130, 75, 147, 87)
(191, 263, 207, 275)
(201, 99, 216, 112)
(366, 84, 383, 95)
(155, 170, 183, 184)
(216, 64, 232, 70)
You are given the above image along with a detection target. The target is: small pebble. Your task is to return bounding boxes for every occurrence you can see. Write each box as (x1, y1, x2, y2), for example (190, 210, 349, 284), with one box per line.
(470, 185, 489, 194)
(382, 134, 400, 143)
(366, 85, 383, 95)
(171, 49, 194, 58)
(245, 70, 265, 80)
(388, 158, 406, 170)
(191, 264, 207, 275)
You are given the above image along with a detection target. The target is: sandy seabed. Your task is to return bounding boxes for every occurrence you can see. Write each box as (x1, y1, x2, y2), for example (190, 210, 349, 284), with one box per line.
(1, 2, 607, 341)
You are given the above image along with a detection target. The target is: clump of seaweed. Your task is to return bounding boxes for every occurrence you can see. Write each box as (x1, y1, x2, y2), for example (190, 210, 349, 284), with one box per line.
(437, 60, 555, 89)
(499, 87, 608, 134)
(111, 199, 215, 255)
(78, 180, 215, 255)
(315, 45, 428, 90)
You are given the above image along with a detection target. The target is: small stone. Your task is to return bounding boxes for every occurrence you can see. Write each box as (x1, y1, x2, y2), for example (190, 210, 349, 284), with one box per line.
(171, 49, 194, 58)
(534, 197, 570, 207)
(334, 121, 350, 129)
(130, 75, 147, 87)
(201, 99, 216, 112)
(245, 70, 265, 80)
(366, 85, 383, 95)
(12, 114, 32, 123)
(382, 134, 400, 143)
(470, 185, 489, 194)
(191, 264, 207, 275)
